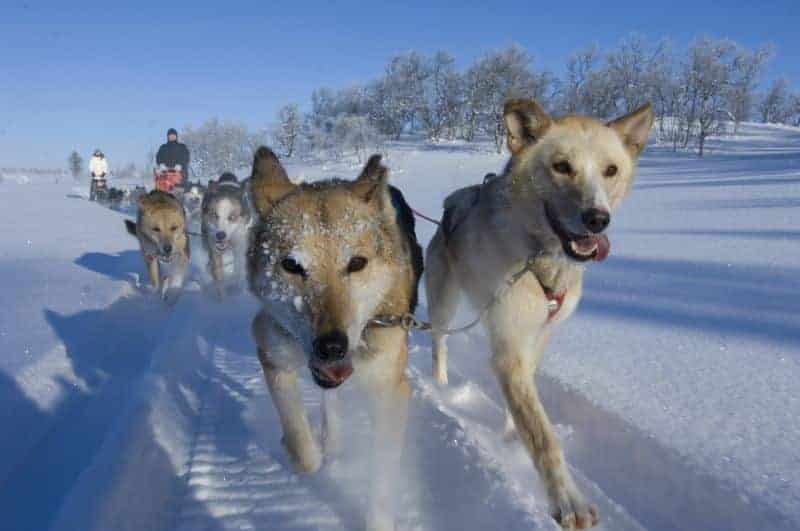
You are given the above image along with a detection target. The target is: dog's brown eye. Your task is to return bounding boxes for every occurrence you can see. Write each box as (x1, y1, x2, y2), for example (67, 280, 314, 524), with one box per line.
(347, 256, 368, 273)
(281, 257, 305, 276)
(170, 225, 178, 232)
(152, 226, 161, 233)
(552, 161, 573, 175)
(604, 164, 618, 178)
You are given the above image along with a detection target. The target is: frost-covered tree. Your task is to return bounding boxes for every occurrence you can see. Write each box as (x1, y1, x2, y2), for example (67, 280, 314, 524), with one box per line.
(68, 150, 83, 180)
(465, 46, 553, 152)
(182, 118, 254, 178)
(364, 78, 405, 140)
(332, 115, 383, 162)
(679, 38, 737, 156)
(725, 46, 771, 134)
(559, 45, 600, 114)
(378, 52, 430, 138)
(274, 103, 302, 157)
(759, 78, 791, 124)
(419, 51, 463, 141)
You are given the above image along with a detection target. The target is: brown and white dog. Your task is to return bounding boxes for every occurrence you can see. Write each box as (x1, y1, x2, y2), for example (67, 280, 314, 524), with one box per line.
(425, 99, 654, 529)
(247, 147, 423, 531)
(124, 190, 190, 304)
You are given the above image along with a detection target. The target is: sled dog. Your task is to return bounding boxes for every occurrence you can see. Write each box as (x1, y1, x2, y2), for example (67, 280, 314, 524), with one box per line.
(247, 146, 422, 531)
(182, 180, 205, 218)
(425, 99, 654, 529)
(124, 190, 190, 303)
(200, 173, 251, 297)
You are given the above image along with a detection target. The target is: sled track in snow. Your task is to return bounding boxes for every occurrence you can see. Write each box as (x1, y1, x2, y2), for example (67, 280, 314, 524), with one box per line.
(47, 286, 795, 531)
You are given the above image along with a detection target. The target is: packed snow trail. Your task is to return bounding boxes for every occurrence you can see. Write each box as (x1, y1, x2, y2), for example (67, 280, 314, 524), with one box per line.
(123, 293, 644, 531)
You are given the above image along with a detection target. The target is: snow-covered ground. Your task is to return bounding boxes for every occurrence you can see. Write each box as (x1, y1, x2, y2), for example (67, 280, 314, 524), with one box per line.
(1, 122, 798, 530)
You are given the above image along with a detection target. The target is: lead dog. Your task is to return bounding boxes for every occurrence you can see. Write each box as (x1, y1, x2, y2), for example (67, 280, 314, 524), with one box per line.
(425, 99, 654, 529)
(124, 190, 189, 303)
(247, 147, 422, 531)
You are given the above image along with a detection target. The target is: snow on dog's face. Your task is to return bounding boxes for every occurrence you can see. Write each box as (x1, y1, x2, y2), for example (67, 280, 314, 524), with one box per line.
(249, 151, 411, 389)
(137, 191, 187, 261)
(504, 99, 654, 263)
(202, 182, 249, 252)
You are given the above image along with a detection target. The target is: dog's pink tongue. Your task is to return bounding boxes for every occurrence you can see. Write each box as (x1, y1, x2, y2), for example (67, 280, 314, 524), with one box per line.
(592, 234, 610, 261)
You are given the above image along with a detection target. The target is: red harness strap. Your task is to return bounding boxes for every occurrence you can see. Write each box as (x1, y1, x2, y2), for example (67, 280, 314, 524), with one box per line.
(544, 289, 566, 322)
(145, 253, 156, 263)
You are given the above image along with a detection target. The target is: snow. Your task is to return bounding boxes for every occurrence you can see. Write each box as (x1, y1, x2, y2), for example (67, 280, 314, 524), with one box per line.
(1, 122, 799, 530)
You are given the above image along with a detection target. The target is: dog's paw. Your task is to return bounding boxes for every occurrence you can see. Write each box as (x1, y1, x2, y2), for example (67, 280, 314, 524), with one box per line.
(162, 288, 182, 306)
(551, 489, 598, 530)
(281, 435, 322, 474)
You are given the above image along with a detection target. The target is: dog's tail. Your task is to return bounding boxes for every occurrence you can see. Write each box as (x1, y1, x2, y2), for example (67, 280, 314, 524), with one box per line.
(124, 219, 137, 236)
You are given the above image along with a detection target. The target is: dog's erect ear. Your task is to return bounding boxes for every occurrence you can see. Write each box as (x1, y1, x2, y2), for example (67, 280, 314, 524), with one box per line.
(504, 99, 551, 155)
(608, 103, 655, 158)
(351, 154, 389, 204)
(250, 146, 295, 217)
(124, 219, 137, 236)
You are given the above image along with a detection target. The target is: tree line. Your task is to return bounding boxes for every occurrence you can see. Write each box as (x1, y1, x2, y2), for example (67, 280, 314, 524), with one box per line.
(70, 35, 800, 179)
(271, 35, 798, 159)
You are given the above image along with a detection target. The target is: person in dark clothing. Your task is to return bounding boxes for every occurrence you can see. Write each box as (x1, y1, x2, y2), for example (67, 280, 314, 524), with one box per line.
(156, 128, 190, 183)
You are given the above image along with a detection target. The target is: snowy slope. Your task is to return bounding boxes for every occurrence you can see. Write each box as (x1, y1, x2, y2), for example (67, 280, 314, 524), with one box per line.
(1, 123, 799, 531)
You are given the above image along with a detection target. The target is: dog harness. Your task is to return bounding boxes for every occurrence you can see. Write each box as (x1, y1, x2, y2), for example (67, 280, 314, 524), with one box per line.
(369, 254, 565, 334)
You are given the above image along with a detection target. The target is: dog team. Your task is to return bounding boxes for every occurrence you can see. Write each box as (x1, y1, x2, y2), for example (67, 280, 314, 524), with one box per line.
(124, 99, 654, 530)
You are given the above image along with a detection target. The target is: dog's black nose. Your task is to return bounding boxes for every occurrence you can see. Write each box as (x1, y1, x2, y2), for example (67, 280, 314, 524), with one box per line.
(215, 231, 226, 242)
(582, 208, 610, 233)
(313, 331, 348, 362)
(163, 243, 173, 254)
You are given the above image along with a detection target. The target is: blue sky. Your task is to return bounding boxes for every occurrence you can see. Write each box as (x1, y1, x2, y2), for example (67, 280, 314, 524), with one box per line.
(1, 0, 797, 168)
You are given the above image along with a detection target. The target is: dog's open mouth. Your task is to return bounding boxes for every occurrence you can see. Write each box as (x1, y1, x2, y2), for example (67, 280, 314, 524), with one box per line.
(544, 203, 610, 262)
(215, 241, 230, 252)
(309, 360, 354, 389)
(158, 253, 175, 264)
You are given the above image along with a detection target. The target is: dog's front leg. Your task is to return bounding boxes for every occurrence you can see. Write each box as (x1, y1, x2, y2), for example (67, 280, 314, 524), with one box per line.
(359, 328, 410, 531)
(146, 256, 160, 291)
(321, 389, 342, 459)
(487, 301, 597, 529)
(209, 251, 225, 298)
(162, 268, 185, 305)
(253, 311, 321, 473)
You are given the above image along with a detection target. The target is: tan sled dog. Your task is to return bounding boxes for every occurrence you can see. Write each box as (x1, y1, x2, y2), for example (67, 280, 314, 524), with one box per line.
(425, 99, 654, 529)
(124, 190, 189, 303)
(247, 147, 422, 531)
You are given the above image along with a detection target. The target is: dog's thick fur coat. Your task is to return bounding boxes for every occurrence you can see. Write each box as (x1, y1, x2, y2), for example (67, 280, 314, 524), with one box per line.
(200, 175, 251, 298)
(124, 190, 189, 303)
(425, 99, 654, 529)
(247, 147, 421, 531)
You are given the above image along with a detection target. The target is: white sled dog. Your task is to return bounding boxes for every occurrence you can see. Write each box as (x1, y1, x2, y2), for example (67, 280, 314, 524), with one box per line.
(247, 147, 423, 531)
(425, 99, 654, 529)
(201, 173, 251, 297)
(124, 190, 190, 304)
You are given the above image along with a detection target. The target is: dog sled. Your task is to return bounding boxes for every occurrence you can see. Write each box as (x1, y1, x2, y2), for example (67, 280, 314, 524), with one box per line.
(89, 177, 108, 202)
(153, 166, 184, 194)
